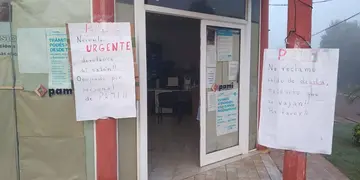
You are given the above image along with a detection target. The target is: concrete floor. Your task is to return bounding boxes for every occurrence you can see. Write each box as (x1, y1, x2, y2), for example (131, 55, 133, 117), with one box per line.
(184, 153, 282, 180)
(148, 115, 282, 180)
(148, 111, 351, 180)
(269, 149, 349, 180)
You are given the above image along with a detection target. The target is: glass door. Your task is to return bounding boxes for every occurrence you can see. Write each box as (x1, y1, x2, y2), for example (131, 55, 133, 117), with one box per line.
(200, 20, 248, 166)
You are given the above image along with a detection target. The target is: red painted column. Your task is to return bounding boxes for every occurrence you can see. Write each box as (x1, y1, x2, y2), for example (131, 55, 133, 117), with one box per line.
(92, 0, 118, 180)
(283, 0, 312, 180)
(257, 0, 269, 151)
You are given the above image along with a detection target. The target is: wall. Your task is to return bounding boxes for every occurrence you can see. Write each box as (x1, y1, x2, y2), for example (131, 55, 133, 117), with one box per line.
(248, 0, 261, 151)
(116, 2, 138, 180)
(9, 0, 90, 180)
(0, 1, 138, 180)
(249, 22, 260, 150)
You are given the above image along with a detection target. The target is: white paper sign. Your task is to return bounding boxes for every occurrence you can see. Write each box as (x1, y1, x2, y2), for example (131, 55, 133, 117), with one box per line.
(47, 28, 71, 89)
(258, 49, 339, 154)
(207, 91, 216, 111)
(206, 67, 216, 88)
(217, 29, 233, 61)
(207, 45, 216, 67)
(17, 28, 49, 73)
(0, 22, 14, 57)
(216, 89, 238, 136)
(228, 61, 239, 81)
(68, 23, 136, 121)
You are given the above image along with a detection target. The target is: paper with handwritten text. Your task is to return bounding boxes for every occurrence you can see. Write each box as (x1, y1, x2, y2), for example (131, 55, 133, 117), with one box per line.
(258, 49, 339, 154)
(68, 23, 136, 121)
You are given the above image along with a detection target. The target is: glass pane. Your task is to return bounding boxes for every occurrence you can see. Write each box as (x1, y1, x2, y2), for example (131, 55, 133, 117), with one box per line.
(251, 0, 260, 23)
(206, 26, 241, 154)
(146, 0, 246, 19)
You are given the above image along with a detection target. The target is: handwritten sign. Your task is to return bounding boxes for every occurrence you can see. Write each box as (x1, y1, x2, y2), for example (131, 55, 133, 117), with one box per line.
(68, 23, 136, 121)
(216, 89, 238, 136)
(258, 49, 339, 154)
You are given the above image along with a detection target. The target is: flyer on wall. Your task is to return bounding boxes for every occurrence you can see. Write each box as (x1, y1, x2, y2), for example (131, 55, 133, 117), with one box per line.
(46, 28, 72, 89)
(258, 48, 339, 154)
(67, 22, 136, 121)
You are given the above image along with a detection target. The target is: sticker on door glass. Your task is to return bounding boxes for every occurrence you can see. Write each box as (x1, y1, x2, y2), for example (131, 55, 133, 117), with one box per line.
(216, 89, 238, 136)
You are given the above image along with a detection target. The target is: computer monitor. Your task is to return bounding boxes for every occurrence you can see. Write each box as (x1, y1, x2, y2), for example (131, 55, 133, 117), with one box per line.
(167, 77, 179, 87)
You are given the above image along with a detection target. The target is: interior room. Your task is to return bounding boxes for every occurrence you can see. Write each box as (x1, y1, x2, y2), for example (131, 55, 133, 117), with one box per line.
(146, 13, 201, 179)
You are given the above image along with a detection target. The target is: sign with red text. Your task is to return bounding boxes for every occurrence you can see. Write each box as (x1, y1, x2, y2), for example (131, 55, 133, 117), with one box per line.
(258, 49, 339, 154)
(67, 22, 136, 121)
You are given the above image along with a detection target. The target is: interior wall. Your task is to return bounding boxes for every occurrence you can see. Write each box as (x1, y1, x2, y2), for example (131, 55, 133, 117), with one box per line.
(146, 13, 200, 69)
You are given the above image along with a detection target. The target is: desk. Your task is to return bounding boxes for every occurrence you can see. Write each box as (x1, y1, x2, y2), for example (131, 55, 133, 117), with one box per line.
(148, 89, 193, 114)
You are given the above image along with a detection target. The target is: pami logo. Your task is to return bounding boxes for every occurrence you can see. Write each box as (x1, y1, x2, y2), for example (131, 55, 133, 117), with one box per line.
(48, 88, 73, 97)
(35, 84, 73, 97)
(211, 82, 234, 92)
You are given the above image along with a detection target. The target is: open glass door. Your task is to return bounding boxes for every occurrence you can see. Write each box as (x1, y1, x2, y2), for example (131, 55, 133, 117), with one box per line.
(200, 20, 248, 166)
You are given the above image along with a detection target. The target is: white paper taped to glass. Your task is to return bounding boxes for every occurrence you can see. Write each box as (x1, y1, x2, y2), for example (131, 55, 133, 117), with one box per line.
(258, 48, 339, 155)
(67, 22, 136, 121)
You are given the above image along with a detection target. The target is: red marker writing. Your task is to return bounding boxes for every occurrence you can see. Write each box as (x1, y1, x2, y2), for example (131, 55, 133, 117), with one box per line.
(278, 49, 287, 60)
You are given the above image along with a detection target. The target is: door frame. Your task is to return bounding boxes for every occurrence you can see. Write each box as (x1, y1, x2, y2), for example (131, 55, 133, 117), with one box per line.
(134, 0, 252, 179)
(200, 20, 249, 166)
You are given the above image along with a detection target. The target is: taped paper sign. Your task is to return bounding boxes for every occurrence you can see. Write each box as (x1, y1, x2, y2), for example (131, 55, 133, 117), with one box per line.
(207, 91, 216, 111)
(258, 49, 339, 154)
(207, 67, 216, 88)
(0, 22, 15, 57)
(17, 28, 49, 73)
(216, 89, 238, 136)
(206, 45, 216, 67)
(47, 28, 71, 89)
(67, 22, 136, 121)
(217, 29, 233, 62)
(228, 61, 238, 81)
